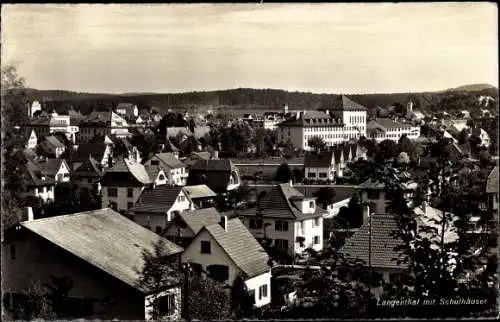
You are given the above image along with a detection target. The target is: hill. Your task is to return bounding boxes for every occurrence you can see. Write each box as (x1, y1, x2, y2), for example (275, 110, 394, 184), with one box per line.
(444, 83, 498, 93)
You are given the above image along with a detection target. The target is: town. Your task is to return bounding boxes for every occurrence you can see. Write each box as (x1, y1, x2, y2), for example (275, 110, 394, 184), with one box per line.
(2, 3, 498, 321)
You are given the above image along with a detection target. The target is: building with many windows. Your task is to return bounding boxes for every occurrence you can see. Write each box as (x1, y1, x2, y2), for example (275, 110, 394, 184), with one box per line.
(366, 118, 420, 142)
(276, 96, 367, 150)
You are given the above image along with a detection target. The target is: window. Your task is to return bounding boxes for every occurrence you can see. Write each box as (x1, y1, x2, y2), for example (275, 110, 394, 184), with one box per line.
(314, 217, 321, 227)
(259, 284, 268, 300)
(10, 244, 15, 260)
(190, 263, 203, 275)
(158, 174, 165, 181)
(207, 264, 229, 282)
(127, 188, 133, 198)
(201, 241, 211, 254)
(319, 172, 327, 178)
(307, 172, 316, 178)
(108, 188, 117, 197)
(309, 201, 315, 208)
(314, 236, 320, 244)
(275, 221, 289, 231)
(249, 219, 263, 230)
(127, 202, 133, 209)
(151, 160, 160, 166)
(366, 190, 380, 199)
(274, 239, 289, 250)
(156, 294, 175, 317)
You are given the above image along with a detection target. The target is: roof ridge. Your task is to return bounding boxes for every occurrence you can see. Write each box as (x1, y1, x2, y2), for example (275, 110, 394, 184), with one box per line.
(22, 208, 112, 224)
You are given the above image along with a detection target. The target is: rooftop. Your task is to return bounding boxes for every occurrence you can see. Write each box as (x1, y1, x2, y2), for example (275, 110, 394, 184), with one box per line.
(175, 207, 221, 235)
(486, 165, 499, 194)
(21, 208, 183, 293)
(183, 184, 217, 199)
(106, 158, 152, 185)
(131, 185, 185, 213)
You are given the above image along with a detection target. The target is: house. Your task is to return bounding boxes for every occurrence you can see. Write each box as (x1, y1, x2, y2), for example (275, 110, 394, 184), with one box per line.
(39, 135, 66, 158)
(100, 158, 153, 212)
(26, 117, 51, 139)
(295, 186, 356, 218)
(72, 156, 105, 194)
(366, 118, 420, 142)
(76, 111, 130, 142)
(20, 162, 56, 204)
(156, 137, 180, 158)
(182, 184, 217, 209)
(240, 183, 325, 256)
(277, 96, 368, 150)
(181, 217, 272, 307)
(144, 165, 168, 186)
(144, 153, 188, 186)
(24, 129, 38, 150)
(187, 159, 241, 194)
(486, 165, 498, 212)
(471, 128, 491, 147)
(163, 207, 222, 247)
(357, 174, 418, 214)
(115, 103, 139, 121)
(49, 114, 79, 144)
(304, 151, 337, 182)
(72, 143, 113, 170)
(182, 151, 212, 168)
(33, 158, 71, 183)
(130, 185, 194, 234)
(2, 208, 183, 320)
(112, 137, 142, 163)
(29, 100, 42, 118)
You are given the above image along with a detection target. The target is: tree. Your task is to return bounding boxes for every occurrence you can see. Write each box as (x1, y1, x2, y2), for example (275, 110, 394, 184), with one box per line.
(457, 129, 470, 145)
(308, 136, 326, 151)
(12, 280, 57, 320)
(44, 275, 74, 318)
(396, 151, 410, 166)
(314, 187, 336, 209)
(112, 138, 130, 159)
(230, 274, 255, 319)
(375, 139, 399, 163)
(275, 162, 293, 183)
(398, 134, 423, 162)
(188, 274, 231, 320)
(136, 238, 182, 320)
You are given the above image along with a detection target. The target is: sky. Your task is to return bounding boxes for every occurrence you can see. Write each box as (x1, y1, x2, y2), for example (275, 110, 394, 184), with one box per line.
(1, 3, 498, 94)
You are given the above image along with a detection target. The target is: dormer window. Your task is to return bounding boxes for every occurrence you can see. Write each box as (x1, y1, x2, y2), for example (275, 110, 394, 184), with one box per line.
(309, 201, 315, 209)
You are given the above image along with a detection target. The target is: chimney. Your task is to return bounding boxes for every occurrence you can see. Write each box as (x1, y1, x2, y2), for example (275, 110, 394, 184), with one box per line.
(219, 216, 228, 231)
(363, 204, 370, 225)
(25, 207, 34, 222)
(422, 201, 428, 214)
(212, 150, 219, 160)
(289, 179, 293, 187)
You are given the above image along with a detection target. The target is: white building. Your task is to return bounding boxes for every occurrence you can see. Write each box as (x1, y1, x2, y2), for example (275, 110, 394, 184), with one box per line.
(34, 159, 71, 183)
(181, 217, 272, 307)
(29, 101, 42, 118)
(49, 114, 79, 144)
(240, 183, 325, 256)
(24, 129, 38, 150)
(100, 158, 153, 212)
(23, 163, 56, 203)
(366, 118, 420, 142)
(277, 96, 367, 150)
(144, 153, 188, 186)
(131, 185, 194, 234)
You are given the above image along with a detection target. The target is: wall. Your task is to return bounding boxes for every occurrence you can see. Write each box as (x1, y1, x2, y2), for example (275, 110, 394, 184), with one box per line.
(144, 286, 181, 321)
(324, 198, 351, 218)
(227, 170, 241, 191)
(305, 166, 334, 181)
(294, 217, 323, 254)
(27, 131, 38, 149)
(101, 186, 144, 212)
(244, 272, 272, 307)
(2, 230, 145, 320)
(181, 229, 240, 286)
(241, 217, 295, 255)
(29, 185, 55, 203)
(55, 162, 71, 183)
(360, 190, 388, 214)
(169, 167, 188, 186)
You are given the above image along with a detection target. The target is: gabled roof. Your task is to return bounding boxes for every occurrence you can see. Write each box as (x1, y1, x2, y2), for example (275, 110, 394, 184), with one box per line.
(200, 218, 270, 279)
(74, 143, 109, 162)
(144, 165, 163, 181)
(131, 185, 185, 213)
(486, 166, 499, 194)
(21, 208, 183, 292)
(252, 183, 325, 220)
(42, 135, 65, 149)
(342, 214, 404, 269)
(367, 118, 410, 130)
(182, 152, 212, 167)
(304, 151, 334, 168)
(86, 111, 112, 123)
(73, 157, 104, 177)
(106, 158, 152, 185)
(35, 158, 68, 177)
(322, 95, 368, 111)
(176, 207, 221, 235)
(182, 184, 217, 199)
(190, 159, 234, 172)
(23, 162, 57, 186)
(152, 153, 185, 170)
(295, 186, 355, 205)
(277, 111, 343, 128)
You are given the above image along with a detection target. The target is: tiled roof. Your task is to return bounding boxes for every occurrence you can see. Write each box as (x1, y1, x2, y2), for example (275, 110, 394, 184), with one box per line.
(86, 111, 112, 123)
(177, 207, 221, 235)
(341, 214, 404, 269)
(74, 143, 108, 162)
(24, 162, 56, 186)
(320, 95, 368, 111)
(367, 118, 410, 131)
(43, 135, 65, 148)
(152, 153, 186, 170)
(203, 218, 270, 278)
(182, 152, 212, 167)
(106, 158, 152, 185)
(304, 151, 334, 168)
(144, 165, 163, 181)
(35, 159, 66, 177)
(73, 157, 104, 177)
(21, 208, 183, 292)
(252, 183, 326, 220)
(182, 184, 217, 199)
(190, 159, 234, 172)
(486, 166, 499, 193)
(295, 186, 355, 204)
(278, 111, 343, 128)
(131, 185, 184, 213)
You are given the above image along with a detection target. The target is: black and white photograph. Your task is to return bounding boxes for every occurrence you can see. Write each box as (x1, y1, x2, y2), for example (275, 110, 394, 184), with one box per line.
(1, 2, 498, 320)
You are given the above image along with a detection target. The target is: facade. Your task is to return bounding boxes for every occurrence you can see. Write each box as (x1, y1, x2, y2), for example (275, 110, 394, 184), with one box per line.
(144, 153, 188, 186)
(240, 183, 325, 256)
(72, 143, 113, 170)
(187, 159, 241, 194)
(100, 158, 153, 212)
(276, 96, 367, 151)
(49, 114, 79, 143)
(34, 158, 71, 183)
(21, 163, 56, 203)
(115, 103, 139, 121)
(131, 185, 194, 234)
(366, 118, 420, 142)
(181, 217, 272, 307)
(25, 129, 38, 150)
(72, 157, 105, 194)
(39, 135, 66, 158)
(76, 111, 131, 142)
(2, 208, 183, 320)
(29, 100, 42, 118)
(182, 184, 217, 209)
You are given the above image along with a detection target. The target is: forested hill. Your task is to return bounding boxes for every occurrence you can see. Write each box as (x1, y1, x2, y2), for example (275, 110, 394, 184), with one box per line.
(16, 85, 499, 115)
